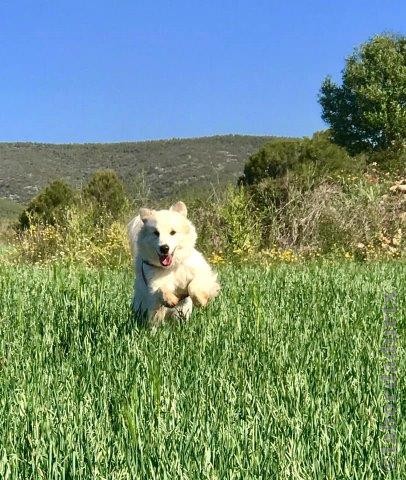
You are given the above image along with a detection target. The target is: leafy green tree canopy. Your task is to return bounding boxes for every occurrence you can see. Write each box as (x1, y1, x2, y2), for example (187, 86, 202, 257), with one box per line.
(319, 34, 406, 155)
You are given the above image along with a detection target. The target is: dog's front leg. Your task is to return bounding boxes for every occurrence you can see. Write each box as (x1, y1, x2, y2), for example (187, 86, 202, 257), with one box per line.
(147, 289, 178, 326)
(159, 289, 180, 308)
(188, 278, 219, 307)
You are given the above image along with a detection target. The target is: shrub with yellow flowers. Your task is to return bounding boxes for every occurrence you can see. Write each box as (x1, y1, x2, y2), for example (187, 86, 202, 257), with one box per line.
(11, 206, 131, 268)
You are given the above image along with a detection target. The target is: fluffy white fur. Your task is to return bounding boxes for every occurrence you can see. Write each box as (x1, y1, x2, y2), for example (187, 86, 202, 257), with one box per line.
(127, 201, 220, 327)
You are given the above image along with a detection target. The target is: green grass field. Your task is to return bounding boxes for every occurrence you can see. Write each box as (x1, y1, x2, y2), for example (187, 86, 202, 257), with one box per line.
(0, 262, 404, 479)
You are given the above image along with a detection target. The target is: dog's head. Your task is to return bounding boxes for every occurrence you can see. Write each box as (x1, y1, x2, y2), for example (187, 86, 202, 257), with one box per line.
(137, 201, 197, 268)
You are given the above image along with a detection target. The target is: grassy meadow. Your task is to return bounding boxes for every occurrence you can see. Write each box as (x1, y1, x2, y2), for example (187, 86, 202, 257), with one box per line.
(0, 261, 404, 479)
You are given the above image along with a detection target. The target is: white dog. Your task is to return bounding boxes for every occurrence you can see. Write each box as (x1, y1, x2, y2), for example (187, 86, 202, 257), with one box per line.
(127, 201, 220, 326)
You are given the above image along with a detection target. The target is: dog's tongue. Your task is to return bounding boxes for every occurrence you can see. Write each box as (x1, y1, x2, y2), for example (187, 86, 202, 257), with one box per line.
(160, 254, 172, 267)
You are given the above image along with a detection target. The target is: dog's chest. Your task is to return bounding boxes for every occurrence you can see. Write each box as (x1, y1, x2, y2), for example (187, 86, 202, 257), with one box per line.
(172, 266, 191, 294)
(151, 265, 192, 294)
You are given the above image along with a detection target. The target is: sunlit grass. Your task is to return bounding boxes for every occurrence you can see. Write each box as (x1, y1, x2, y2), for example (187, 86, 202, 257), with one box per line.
(0, 262, 404, 479)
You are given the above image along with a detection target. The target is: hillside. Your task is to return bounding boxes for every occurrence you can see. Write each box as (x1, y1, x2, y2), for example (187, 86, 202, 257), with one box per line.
(0, 135, 273, 204)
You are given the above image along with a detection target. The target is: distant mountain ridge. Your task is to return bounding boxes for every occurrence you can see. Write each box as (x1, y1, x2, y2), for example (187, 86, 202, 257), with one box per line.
(0, 135, 274, 203)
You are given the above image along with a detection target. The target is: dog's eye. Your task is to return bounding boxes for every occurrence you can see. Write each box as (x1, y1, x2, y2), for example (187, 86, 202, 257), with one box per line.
(153, 230, 159, 236)
(170, 230, 176, 236)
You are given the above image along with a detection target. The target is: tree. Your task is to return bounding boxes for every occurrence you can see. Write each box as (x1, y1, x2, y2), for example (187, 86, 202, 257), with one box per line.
(319, 34, 406, 155)
(18, 180, 75, 229)
(83, 169, 128, 219)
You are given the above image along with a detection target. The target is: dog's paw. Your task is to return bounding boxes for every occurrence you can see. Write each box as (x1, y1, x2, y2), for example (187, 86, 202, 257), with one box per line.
(162, 291, 180, 308)
(211, 281, 221, 298)
(190, 290, 209, 307)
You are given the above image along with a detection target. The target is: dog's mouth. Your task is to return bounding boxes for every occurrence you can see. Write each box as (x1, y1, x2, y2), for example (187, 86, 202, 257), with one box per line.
(159, 253, 173, 267)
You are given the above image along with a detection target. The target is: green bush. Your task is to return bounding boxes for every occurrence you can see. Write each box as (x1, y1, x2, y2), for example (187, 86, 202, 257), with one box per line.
(83, 170, 129, 221)
(187, 186, 260, 260)
(300, 131, 363, 175)
(249, 176, 291, 210)
(219, 186, 260, 257)
(241, 139, 302, 185)
(18, 180, 75, 230)
(368, 149, 406, 174)
(241, 132, 361, 186)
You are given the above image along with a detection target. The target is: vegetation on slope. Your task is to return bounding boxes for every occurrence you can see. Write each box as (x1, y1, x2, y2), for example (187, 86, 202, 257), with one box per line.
(0, 135, 272, 203)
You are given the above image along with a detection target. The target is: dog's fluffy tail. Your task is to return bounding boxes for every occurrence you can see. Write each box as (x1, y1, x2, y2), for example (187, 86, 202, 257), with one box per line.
(127, 215, 143, 258)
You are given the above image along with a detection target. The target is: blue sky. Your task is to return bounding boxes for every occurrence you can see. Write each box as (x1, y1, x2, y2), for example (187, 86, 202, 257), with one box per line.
(0, 1, 404, 143)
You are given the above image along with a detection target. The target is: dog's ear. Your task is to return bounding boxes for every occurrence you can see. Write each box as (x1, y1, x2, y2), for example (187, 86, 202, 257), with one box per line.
(170, 201, 187, 217)
(139, 207, 153, 224)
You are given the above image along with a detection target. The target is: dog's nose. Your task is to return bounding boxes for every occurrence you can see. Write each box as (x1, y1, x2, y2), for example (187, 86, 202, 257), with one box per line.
(159, 244, 170, 254)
